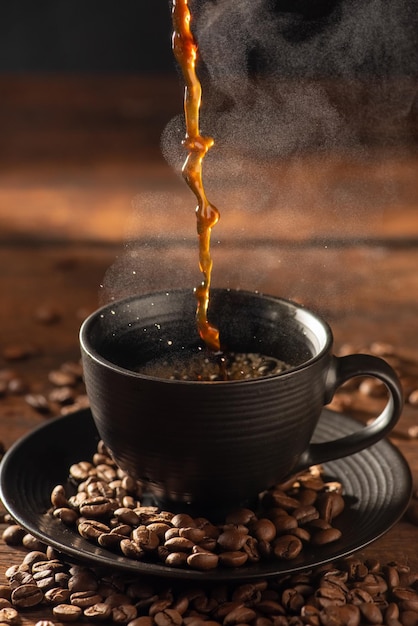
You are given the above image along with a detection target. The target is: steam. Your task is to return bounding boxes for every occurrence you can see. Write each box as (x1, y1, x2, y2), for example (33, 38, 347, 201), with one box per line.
(102, 0, 417, 308)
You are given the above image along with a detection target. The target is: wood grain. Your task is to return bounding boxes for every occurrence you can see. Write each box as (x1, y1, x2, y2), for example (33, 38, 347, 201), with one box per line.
(0, 75, 418, 625)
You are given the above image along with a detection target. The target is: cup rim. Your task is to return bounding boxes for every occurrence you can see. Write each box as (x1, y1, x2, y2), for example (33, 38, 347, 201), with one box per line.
(79, 288, 333, 385)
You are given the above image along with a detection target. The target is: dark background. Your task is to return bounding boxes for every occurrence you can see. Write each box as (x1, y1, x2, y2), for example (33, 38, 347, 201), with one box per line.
(0, 1, 174, 72)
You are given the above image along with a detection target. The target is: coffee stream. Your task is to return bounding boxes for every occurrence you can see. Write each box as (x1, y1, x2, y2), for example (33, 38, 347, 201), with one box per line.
(171, 0, 221, 354)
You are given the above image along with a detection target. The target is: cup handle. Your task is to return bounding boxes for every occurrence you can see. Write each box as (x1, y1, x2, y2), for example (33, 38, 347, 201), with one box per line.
(295, 353, 404, 470)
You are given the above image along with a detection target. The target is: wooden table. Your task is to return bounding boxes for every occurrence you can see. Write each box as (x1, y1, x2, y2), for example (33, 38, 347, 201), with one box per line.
(1, 75, 418, 624)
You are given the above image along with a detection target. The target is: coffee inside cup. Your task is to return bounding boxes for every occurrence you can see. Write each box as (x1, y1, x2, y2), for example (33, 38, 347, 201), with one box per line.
(135, 348, 291, 381)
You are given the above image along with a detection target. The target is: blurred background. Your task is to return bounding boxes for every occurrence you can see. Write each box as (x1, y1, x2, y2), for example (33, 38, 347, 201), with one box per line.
(0, 1, 173, 73)
(0, 0, 417, 319)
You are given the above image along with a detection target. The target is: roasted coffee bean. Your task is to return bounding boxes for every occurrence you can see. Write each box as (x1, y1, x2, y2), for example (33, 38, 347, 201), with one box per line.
(67, 571, 98, 593)
(112, 604, 138, 623)
(217, 527, 248, 551)
(320, 604, 360, 626)
(83, 602, 113, 620)
(132, 526, 160, 551)
(52, 603, 83, 621)
(0, 606, 20, 624)
(24, 393, 51, 413)
(166, 513, 193, 528)
(311, 527, 342, 546)
(2, 525, 26, 547)
(50, 485, 68, 508)
(223, 605, 257, 625)
(358, 601, 383, 623)
(250, 518, 276, 542)
(48, 386, 75, 405)
(79, 496, 115, 518)
(120, 539, 146, 560)
(114, 507, 141, 526)
(44, 587, 71, 605)
(53, 507, 79, 525)
(225, 508, 256, 525)
(164, 552, 189, 567)
(164, 536, 194, 553)
(128, 618, 153, 626)
(218, 550, 248, 568)
(154, 608, 183, 626)
(69, 590, 103, 608)
(10, 583, 44, 607)
(273, 535, 303, 560)
(316, 492, 345, 522)
(292, 505, 319, 524)
(22, 533, 46, 552)
(187, 550, 219, 570)
(48, 369, 77, 387)
(272, 513, 299, 533)
(179, 527, 207, 543)
(78, 519, 111, 539)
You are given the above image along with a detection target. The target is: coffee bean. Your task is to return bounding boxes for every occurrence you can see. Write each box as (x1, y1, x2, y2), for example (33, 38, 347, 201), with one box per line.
(250, 518, 276, 542)
(316, 492, 345, 522)
(114, 507, 141, 526)
(164, 552, 189, 567)
(10, 584, 44, 607)
(320, 604, 360, 626)
(44, 587, 71, 605)
(120, 539, 146, 560)
(48, 370, 77, 387)
(67, 571, 98, 594)
(178, 527, 207, 543)
(164, 536, 194, 553)
(0, 606, 20, 624)
(311, 527, 342, 546)
(83, 602, 113, 620)
(128, 618, 153, 626)
(154, 609, 183, 626)
(187, 550, 219, 570)
(112, 604, 138, 623)
(217, 527, 248, 551)
(218, 550, 248, 568)
(52, 604, 82, 621)
(48, 387, 76, 405)
(24, 393, 51, 413)
(225, 508, 256, 525)
(273, 535, 303, 560)
(78, 519, 111, 540)
(53, 507, 79, 525)
(22, 533, 46, 552)
(2, 525, 26, 547)
(223, 605, 257, 625)
(132, 526, 160, 551)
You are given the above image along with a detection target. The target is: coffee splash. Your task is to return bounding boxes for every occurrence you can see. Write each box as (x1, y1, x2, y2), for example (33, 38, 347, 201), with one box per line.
(171, 0, 221, 353)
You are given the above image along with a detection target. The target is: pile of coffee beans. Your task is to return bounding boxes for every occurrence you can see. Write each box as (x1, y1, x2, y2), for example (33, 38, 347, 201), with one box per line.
(0, 359, 88, 418)
(48, 447, 344, 573)
(2, 514, 418, 626)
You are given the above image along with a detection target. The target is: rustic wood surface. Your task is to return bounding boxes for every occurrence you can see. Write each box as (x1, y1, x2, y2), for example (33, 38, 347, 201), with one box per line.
(0, 75, 418, 624)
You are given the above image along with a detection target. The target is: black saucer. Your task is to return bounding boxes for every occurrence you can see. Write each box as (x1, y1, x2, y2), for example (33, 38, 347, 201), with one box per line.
(0, 408, 412, 581)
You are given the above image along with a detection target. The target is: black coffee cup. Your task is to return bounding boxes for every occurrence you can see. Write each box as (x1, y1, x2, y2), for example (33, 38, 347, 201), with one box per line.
(79, 288, 403, 513)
